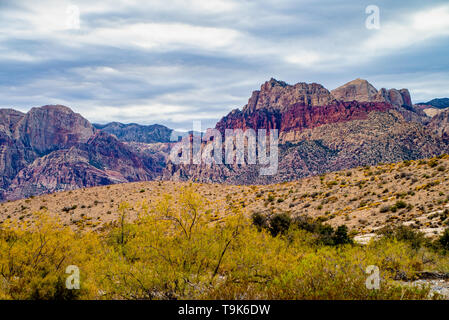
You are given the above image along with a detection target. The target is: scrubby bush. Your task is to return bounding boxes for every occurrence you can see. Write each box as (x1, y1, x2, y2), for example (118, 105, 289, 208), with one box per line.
(251, 212, 267, 231)
(438, 229, 449, 250)
(377, 225, 427, 249)
(395, 201, 407, 209)
(268, 212, 291, 236)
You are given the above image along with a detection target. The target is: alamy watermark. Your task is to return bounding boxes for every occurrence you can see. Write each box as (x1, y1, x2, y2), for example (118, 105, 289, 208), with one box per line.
(365, 5, 380, 30)
(66, 265, 80, 290)
(365, 265, 380, 290)
(169, 121, 279, 176)
(66, 5, 81, 30)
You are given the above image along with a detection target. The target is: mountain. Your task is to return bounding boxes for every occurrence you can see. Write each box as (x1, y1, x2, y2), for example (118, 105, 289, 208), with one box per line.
(415, 98, 449, 117)
(331, 78, 413, 108)
(417, 98, 449, 109)
(93, 122, 174, 143)
(165, 78, 447, 184)
(429, 109, 449, 142)
(0, 105, 162, 201)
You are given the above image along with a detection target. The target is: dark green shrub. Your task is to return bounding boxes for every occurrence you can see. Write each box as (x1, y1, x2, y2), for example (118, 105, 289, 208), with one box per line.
(378, 225, 426, 249)
(333, 225, 353, 245)
(395, 201, 407, 209)
(268, 213, 292, 237)
(438, 229, 449, 250)
(251, 212, 267, 231)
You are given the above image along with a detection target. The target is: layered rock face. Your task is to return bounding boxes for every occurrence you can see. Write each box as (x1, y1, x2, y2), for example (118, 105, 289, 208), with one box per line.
(0, 105, 162, 200)
(15, 105, 95, 155)
(216, 100, 392, 133)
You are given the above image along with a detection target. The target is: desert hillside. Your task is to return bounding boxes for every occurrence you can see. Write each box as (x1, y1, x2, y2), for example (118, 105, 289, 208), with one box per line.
(2, 155, 448, 240)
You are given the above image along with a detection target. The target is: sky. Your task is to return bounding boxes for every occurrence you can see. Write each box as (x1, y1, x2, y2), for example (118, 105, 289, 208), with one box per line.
(0, 0, 448, 130)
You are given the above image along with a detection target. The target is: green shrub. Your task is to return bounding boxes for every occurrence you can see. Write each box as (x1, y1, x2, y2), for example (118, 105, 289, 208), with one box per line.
(251, 212, 267, 231)
(438, 229, 449, 250)
(333, 225, 353, 245)
(378, 225, 426, 249)
(268, 213, 292, 236)
(395, 201, 407, 209)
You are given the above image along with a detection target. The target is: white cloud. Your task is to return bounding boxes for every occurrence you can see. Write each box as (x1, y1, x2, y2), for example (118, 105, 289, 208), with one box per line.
(363, 5, 449, 52)
(88, 23, 240, 50)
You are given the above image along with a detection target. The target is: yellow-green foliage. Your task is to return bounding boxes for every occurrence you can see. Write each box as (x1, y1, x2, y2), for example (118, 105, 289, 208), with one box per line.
(0, 187, 445, 300)
(0, 213, 100, 299)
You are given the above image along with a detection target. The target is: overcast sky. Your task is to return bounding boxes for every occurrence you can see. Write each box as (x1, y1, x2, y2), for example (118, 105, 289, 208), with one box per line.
(0, 0, 448, 130)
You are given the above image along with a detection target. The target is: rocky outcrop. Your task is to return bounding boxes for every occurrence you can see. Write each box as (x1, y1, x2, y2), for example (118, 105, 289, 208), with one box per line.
(331, 78, 378, 102)
(331, 79, 413, 108)
(373, 88, 413, 108)
(14, 105, 95, 155)
(4, 148, 125, 200)
(243, 78, 335, 114)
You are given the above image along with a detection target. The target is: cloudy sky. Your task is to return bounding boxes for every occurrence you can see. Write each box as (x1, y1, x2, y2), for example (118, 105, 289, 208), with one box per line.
(0, 0, 448, 130)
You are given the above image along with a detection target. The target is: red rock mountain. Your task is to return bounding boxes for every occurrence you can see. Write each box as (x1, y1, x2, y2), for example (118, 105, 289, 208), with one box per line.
(166, 78, 448, 184)
(215, 78, 422, 133)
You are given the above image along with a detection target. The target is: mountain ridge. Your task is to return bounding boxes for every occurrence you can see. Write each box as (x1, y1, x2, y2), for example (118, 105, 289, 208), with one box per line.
(2, 78, 449, 200)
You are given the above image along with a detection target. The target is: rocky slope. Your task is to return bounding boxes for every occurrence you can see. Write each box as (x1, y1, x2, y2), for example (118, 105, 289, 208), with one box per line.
(3, 155, 449, 241)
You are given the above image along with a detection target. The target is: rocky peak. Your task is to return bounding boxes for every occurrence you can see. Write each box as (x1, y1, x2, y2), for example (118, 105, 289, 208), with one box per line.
(374, 88, 413, 108)
(243, 78, 334, 114)
(14, 104, 95, 155)
(331, 78, 378, 102)
(0, 109, 25, 134)
(332, 79, 413, 108)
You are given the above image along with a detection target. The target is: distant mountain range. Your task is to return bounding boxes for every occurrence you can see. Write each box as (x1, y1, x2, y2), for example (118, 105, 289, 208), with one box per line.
(93, 122, 173, 144)
(415, 98, 449, 117)
(416, 98, 449, 109)
(1, 78, 449, 200)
